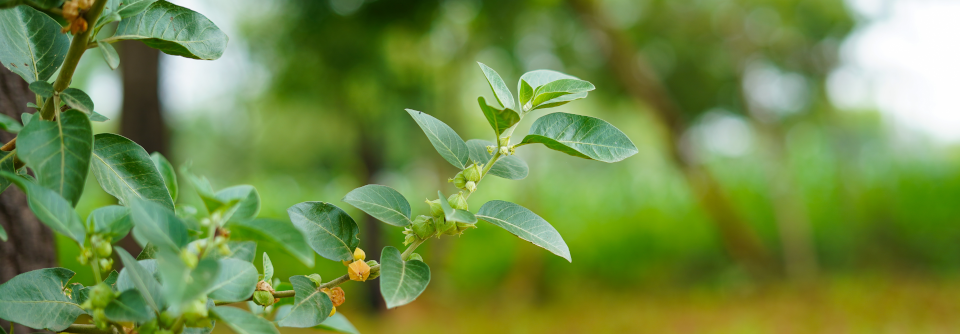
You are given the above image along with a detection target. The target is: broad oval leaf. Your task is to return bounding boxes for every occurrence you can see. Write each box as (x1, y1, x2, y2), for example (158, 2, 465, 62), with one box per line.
(212, 306, 280, 334)
(0, 172, 85, 242)
(98, 41, 120, 70)
(287, 202, 360, 262)
(477, 96, 520, 139)
(343, 184, 412, 227)
(214, 185, 260, 222)
(438, 190, 476, 224)
(476, 200, 571, 262)
(465, 139, 528, 180)
(104, 289, 153, 322)
(129, 198, 188, 253)
(314, 313, 359, 334)
(17, 110, 93, 205)
(226, 218, 312, 267)
(206, 258, 257, 303)
(87, 205, 133, 242)
(60, 88, 95, 114)
(104, 1, 228, 60)
(92, 133, 175, 211)
(0, 6, 70, 83)
(275, 276, 333, 327)
(406, 109, 470, 169)
(150, 152, 178, 202)
(0, 114, 23, 134)
(518, 70, 589, 111)
(222, 241, 257, 263)
(115, 248, 163, 311)
(380, 246, 430, 309)
(478, 62, 515, 110)
(28, 81, 53, 98)
(0, 268, 83, 331)
(518, 112, 638, 163)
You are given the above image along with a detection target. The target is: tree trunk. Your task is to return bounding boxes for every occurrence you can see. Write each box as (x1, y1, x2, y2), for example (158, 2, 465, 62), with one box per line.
(0, 65, 58, 334)
(358, 130, 386, 311)
(116, 40, 165, 256)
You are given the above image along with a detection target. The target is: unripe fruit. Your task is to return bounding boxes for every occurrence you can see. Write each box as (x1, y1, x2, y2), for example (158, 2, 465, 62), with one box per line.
(456, 222, 477, 234)
(99, 258, 113, 272)
(95, 240, 112, 257)
(217, 242, 231, 256)
(89, 283, 114, 308)
(353, 248, 366, 261)
(180, 250, 199, 269)
(449, 171, 466, 189)
(253, 290, 275, 306)
(448, 192, 468, 211)
(463, 164, 482, 182)
(159, 311, 176, 328)
(347, 260, 370, 281)
(182, 298, 208, 324)
(425, 199, 444, 218)
(411, 216, 435, 239)
(408, 253, 423, 262)
(366, 260, 380, 280)
(307, 274, 323, 287)
(465, 181, 476, 193)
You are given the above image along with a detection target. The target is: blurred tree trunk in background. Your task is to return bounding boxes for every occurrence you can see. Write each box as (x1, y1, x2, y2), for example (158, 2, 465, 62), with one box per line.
(117, 40, 165, 256)
(0, 66, 57, 334)
(570, 0, 775, 275)
(358, 130, 386, 311)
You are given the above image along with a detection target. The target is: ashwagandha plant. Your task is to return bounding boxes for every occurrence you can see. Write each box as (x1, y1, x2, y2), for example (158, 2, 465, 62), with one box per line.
(0, 1, 638, 334)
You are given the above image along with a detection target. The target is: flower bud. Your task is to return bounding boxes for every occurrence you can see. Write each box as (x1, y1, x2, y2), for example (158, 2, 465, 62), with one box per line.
(321, 287, 345, 307)
(465, 181, 476, 193)
(180, 250, 199, 269)
(95, 239, 112, 257)
(89, 283, 114, 308)
(342, 260, 353, 266)
(353, 248, 366, 261)
(99, 258, 113, 272)
(449, 171, 466, 189)
(347, 260, 371, 281)
(463, 164, 482, 182)
(366, 260, 380, 280)
(500, 146, 510, 155)
(252, 290, 275, 306)
(447, 192, 468, 211)
(487, 145, 496, 154)
(411, 215, 435, 239)
(307, 274, 323, 287)
(425, 199, 444, 218)
(408, 253, 423, 262)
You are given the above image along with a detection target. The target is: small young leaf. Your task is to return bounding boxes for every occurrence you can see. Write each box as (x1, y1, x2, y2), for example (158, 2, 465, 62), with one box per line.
(87, 205, 133, 242)
(212, 306, 280, 334)
(0, 114, 22, 133)
(477, 96, 520, 139)
(314, 313, 360, 334)
(518, 70, 590, 110)
(92, 134, 175, 210)
(0, 151, 19, 192)
(150, 152, 178, 202)
(287, 202, 360, 262)
(206, 258, 257, 303)
(476, 200, 571, 262)
(437, 191, 476, 224)
(104, 270, 120, 288)
(262, 252, 274, 283)
(104, 1, 228, 60)
(465, 139, 528, 180)
(17, 110, 92, 205)
(214, 185, 260, 222)
(518, 79, 533, 108)
(342, 184, 413, 227)
(28, 81, 53, 98)
(221, 241, 257, 263)
(518, 112, 638, 163)
(0, 172, 86, 243)
(530, 79, 595, 108)
(0, 268, 83, 331)
(380, 246, 430, 309)
(69, 283, 90, 306)
(104, 289, 153, 322)
(275, 276, 333, 327)
(157, 250, 219, 314)
(226, 219, 312, 267)
(129, 198, 189, 253)
(20, 112, 33, 126)
(406, 109, 470, 170)
(89, 111, 110, 122)
(97, 41, 121, 70)
(0, 6, 70, 83)
(115, 248, 163, 311)
(477, 62, 516, 110)
(60, 88, 95, 114)
(112, 0, 159, 19)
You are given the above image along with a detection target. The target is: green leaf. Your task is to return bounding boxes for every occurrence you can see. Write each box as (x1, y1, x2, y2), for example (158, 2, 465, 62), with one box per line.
(87, 205, 133, 242)
(181, 169, 224, 213)
(476, 200, 571, 262)
(477, 96, 520, 139)
(342, 184, 413, 227)
(226, 219, 313, 267)
(530, 79, 595, 109)
(519, 79, 533, 107)
(104, 289, 153, 322)
(379, 246, 430, 309)
(437, 191, 476, 224)
(150, 152, 178, 202)
(0, 268, 83, 331)
(314, 313, 360, 334)
(0, 172, 85, 243)
(0, 151, 19, 192)
(28, 80, 53, 98)
(518, 112, 638, 163)
(214, 185, 260, 222)
(157, 251, 219, 314)
(518, 70, 589, 111)
(91, 133, 175, 211)
(405, 109, 470, 170)
(98, 41, 120, 70)
(0, 6, 70, 83)
(0, 114, 22, 133)
(275, 276, 333, 327)
(287, 202, 360, 262)
(115, 0, 157, 19)
(89, 111, 110, 122)
(104, 270, 120, 288)
(60, 88, 95, 114)
(262, 252, 273, 283)
(212, 306, 280, 334)
(20, 112, 33, 126)
(477, 62, 515, 110)
(206, 258, 257, 303)
(0, 224, 6, 242)
(17, 110, 93, 205)
(115, 249, 163, 311)
(104, 1, 228, 60)
(129, 198, 188, 253)
(68, 283, 89, 306)
(223, 241, 256, 262)
(465, 139, 528, 180)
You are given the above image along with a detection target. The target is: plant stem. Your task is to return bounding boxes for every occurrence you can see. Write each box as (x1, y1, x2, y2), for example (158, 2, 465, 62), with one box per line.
(400, 235, 430, 261)
(91, 252, 102, 283)
(39, 0, 108, 120)
(60, 324, 114, 334)
(212, 265, 382, 306)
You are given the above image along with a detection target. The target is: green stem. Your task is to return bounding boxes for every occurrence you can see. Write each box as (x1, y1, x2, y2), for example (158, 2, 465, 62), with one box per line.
(91, 252, 102, 283)
(211, 265, 382, 306)
(39, 0, 108, 120)
(400, 234, 431, 261)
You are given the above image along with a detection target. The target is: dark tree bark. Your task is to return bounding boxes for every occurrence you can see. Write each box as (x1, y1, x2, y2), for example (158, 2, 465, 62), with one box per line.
(0, 65, 58, 334)
(116, 40, 165, 256)
(358, 130, 386, 311)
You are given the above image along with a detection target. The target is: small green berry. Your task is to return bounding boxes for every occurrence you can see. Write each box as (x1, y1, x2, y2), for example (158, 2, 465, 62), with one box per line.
(253, 290, 275, 306)
(447, 192, 468, 211)
(425, 198, 444, 218)
(463, 164, 482, 182)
